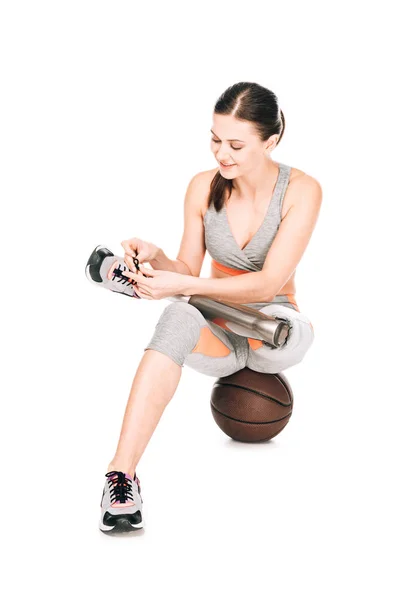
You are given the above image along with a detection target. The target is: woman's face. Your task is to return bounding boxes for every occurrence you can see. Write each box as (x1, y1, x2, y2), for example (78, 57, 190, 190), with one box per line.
(210, 113, 277, 179)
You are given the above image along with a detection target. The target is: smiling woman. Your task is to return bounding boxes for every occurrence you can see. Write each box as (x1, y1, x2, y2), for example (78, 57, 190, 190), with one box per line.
(143, 82, 320, 372)
(85, 80, 321, 534)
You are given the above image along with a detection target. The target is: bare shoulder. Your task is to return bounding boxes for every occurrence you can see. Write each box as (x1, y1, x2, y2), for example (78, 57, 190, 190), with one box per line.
(286, 166, 323, 212)
(186, 167, 219, 218)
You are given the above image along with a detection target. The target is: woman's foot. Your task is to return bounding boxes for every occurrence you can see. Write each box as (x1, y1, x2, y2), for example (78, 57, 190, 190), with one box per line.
(99, 470, 144, 533)
(85, 244, 141, 298)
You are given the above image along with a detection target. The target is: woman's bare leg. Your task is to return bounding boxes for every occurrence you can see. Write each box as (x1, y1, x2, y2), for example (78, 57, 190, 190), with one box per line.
(106, 349, 182, 478)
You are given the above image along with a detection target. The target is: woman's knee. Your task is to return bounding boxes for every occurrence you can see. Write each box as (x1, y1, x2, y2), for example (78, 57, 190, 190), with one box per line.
(143, 302, 206, 367)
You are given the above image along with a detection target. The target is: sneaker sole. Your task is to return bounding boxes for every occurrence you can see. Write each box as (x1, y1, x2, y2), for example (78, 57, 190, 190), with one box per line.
(85, 244, 111, 284)
(99, 515, 145, 533)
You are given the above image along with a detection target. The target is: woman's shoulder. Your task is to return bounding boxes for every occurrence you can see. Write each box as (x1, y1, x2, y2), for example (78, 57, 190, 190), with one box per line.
(193, 166, 220, 187)
(188, 168, 220, 218)
(285, 165, 323, 213)
(287, 164, 321, 189)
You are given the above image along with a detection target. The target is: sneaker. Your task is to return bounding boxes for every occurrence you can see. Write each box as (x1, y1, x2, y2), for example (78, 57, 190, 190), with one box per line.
(85, 244, 142, 298)
(99, 470, 145, 532)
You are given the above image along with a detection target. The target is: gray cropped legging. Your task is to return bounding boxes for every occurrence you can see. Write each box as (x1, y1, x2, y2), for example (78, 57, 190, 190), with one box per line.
(144, 297, 315, 376)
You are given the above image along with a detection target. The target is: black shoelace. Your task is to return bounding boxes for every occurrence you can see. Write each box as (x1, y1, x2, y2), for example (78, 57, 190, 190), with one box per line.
(105, 471, 134, 504)
(111, 263, 135, 288)
(111, 254, 149, 287)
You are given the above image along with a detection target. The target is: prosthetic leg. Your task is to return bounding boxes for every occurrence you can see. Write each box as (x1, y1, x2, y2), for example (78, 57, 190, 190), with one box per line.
(169, 294, 291, 349)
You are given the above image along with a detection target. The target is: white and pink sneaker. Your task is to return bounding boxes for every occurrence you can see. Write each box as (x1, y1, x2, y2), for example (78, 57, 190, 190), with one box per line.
(99, 470, 144, 533)
(85, 244, 143, 298)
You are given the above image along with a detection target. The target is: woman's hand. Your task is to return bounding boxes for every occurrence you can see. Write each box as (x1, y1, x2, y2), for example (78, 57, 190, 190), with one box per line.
(121, 237, 159, 272)
(122, 266, 188, 300)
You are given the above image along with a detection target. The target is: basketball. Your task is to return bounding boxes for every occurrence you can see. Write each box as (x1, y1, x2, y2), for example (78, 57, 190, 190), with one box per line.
(210, 367, 294, 442)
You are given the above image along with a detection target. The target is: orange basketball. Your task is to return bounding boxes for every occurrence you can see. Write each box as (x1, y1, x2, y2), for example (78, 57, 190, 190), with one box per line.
(210, 367, 294, 442)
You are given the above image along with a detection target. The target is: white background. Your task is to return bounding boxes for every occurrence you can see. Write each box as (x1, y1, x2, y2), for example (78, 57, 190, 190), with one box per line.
(1, 1, 399, 598)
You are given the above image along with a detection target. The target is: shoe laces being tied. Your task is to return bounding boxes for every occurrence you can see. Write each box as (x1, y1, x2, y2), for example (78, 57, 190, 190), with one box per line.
(105, 471, 135, 504)
(111, 253, 149, 287)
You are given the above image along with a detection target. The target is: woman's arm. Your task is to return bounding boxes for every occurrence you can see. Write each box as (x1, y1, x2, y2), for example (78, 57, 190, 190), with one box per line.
(149, 247, 191, 275)
(181, 271, 276, 304)
(149, 172, 208, 276)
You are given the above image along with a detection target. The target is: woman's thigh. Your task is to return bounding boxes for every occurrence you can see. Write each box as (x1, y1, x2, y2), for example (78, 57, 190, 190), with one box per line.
(144, 300, 249, 378)
(245, 300, 315, 374)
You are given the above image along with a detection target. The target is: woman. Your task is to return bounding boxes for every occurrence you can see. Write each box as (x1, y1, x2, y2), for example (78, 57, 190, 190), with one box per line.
(86, 81, 323, 533)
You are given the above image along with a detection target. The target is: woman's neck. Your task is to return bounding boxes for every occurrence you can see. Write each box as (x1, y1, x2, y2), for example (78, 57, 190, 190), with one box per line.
(231, 160, 280, 204)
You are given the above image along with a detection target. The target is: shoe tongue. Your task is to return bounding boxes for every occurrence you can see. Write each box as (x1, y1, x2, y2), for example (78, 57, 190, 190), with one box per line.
(107, 470, 134, 482)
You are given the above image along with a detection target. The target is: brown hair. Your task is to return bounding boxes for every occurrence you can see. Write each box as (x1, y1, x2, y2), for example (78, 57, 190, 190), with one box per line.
(207, 82, 285, 212)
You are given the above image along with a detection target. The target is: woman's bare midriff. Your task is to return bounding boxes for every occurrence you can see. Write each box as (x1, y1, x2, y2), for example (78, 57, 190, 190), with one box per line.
(202, 163, 305, 299)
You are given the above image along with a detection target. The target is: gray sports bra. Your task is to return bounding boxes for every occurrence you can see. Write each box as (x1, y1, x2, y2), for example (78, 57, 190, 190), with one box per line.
(203, 162, 292, 272)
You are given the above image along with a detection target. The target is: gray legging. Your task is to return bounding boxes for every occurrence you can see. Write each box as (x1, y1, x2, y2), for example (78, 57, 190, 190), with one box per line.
(144, 296, 315, 376)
